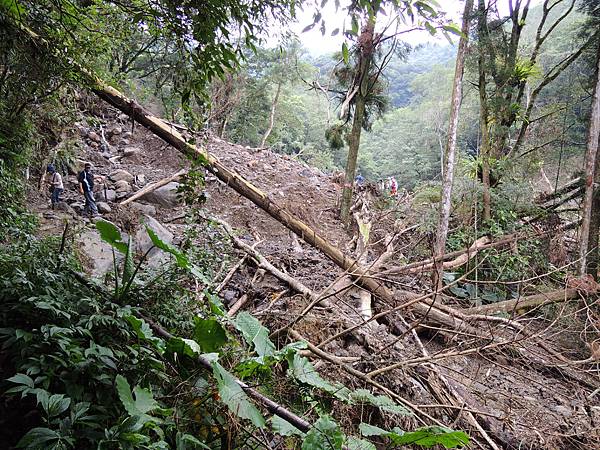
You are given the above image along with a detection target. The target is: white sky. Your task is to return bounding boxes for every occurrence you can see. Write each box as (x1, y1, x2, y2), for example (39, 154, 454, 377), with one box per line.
(286, 0, 543, 55)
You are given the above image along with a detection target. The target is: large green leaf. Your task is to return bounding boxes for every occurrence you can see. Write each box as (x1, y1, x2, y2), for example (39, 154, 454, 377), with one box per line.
(345, 436, 376, 450)
(287, 353, 352, 402)
(96, 220, 128, 254)
(270, 416, 306, 437)
(146, 226, 208, 283)
(359, 423, 470, 449)
(302, 415, 344, 450)
(115, 374, 161, 425)
(193, 317, 227, 353)
(350, 389, 411, 416)
(16, 427, 61, 449)
(234, 311, 275, 359)
(211, 362, 265, 428)
(165, 337, 201, 359)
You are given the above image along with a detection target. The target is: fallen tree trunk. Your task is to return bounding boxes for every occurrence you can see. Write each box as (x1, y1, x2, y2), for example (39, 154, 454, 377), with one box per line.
(381, 220, 580, 277)
(464, 288, 579, 315)
(121, 169, 186, 206)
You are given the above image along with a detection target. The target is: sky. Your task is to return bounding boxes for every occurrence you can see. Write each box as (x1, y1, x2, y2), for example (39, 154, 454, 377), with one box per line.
(285, 0, 543, 56)
(289, 0, 465, 55)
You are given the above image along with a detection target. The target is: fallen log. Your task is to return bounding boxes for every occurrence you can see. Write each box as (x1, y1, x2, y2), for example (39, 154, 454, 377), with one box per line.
(381, 220, 580, 277)
(120, 169, 186, 206)
(464, 288, 579, 315)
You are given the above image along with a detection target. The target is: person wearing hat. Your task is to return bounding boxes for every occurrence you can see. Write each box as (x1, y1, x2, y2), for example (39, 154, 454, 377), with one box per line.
(46, 164, 63, 209)
(78, 162, 99, 217)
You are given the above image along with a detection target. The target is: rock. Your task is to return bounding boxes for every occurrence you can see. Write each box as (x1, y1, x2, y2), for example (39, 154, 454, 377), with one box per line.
(97, 202, 112, 214)
(130, 202, 157, 216)
(108, 169, 134, 183)
(141, 182, 181, 208)
(123, 146, 141, 158)
(88, 131, 101, 142)
(222, 289, 237, 305)
(99, 189, 117, 202)
(123, 131, 133, 139)
(118, 113, 129, 122)
(135, 216, 174, 265)
(89, 141, 99, 149)
(110, 126, 122, 136)
(78, 227, 125, 279)
(135, 174, 146, 186)
(101, 152, 112, 159)
(116, 191, 129, 200)
(54, 202, 77, 216)
(70, 202, 84, 212)
(114, 180, 131, 193)
(119, 139, 130, 146)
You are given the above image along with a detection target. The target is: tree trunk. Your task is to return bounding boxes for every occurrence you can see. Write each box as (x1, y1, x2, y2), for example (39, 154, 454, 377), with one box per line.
(259, 80, 282, 148)
(340, 20, 375, 225)
(433, 0, 473, 287)
(579, 42, 600, 276)
(477, 0, 492, 222)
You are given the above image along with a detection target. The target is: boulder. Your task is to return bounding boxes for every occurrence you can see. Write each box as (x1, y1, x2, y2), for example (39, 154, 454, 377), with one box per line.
(130, 202, 157, 217)
(88, 131, 101, 142)
(114, 180, 131, 193)
(123, 131, 133, 139)
(100, 189, 117, 202)
(97, 202, 112, 214)
(54, 202, 77, 216)
(135, 174, 146, 186)
(108, 169, 134, 183)
(135, 216, 174, 265)
(79, 228, 120, 279)
(119, 139, 130, 146)
(141, 182, 181, 208)
(110, 125, 122, 136)
(118, 113, 129, 122)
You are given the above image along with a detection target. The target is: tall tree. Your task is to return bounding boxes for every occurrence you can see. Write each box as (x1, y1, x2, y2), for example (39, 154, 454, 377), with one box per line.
(433, 0, 474, 287)
(473, 0, 590, 219)
(578, 0, 600, 278)
(340, 15, 377, 224)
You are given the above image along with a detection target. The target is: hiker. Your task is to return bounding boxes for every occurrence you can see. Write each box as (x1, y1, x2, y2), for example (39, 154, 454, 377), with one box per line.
(390, 176, 398, 196)
(78, 162, 99, 217)
(355, 173, 365, 186)
(46, 164, 63, 209)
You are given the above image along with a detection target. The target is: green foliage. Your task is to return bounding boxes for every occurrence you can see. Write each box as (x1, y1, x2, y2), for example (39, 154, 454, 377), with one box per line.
(359, 423, 470, 448)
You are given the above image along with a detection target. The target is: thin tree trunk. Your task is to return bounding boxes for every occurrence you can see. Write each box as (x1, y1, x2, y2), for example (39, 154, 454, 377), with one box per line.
(579, 42, 600, 276)
(433, 0, 473, 287)
(260, 80, 282, 148)
(477, 0, 492, 222)
(340, 19, 375, 225)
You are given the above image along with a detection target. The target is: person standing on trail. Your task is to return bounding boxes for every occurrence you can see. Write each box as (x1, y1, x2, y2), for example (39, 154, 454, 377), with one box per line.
(78, 162, 99, 217)
(355, 173, 365, 186)
(390, 177, 398, 197)
(46, 164, 63, 209)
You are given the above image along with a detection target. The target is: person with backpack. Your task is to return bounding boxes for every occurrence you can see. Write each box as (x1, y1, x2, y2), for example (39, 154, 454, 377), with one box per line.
(78, 162, 99, 217)
(46, 164, 63, 209)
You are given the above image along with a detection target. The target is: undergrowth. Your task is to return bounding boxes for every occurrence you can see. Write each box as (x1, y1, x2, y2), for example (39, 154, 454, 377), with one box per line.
(0, 223, 470, 449)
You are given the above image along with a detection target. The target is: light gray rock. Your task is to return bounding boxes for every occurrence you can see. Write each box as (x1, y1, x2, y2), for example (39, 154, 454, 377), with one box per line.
(141, 182, 181, 208)
(130, 202, 156, 216)
(135, 174, 146, 186)
(54, 202, 77, 216)
(119, 139, 130, 146)
(123, 131, 133, 139)
(97, 202, 112, 214)
(108, 169, 134, 183)
(99, 189, 117, 202)
(114, 180, 131, 193)
(118, 113, 129, 122)
(110, 125, 122, 136)
(79, 228, 119, 279)
(135, 216, 174, 266)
